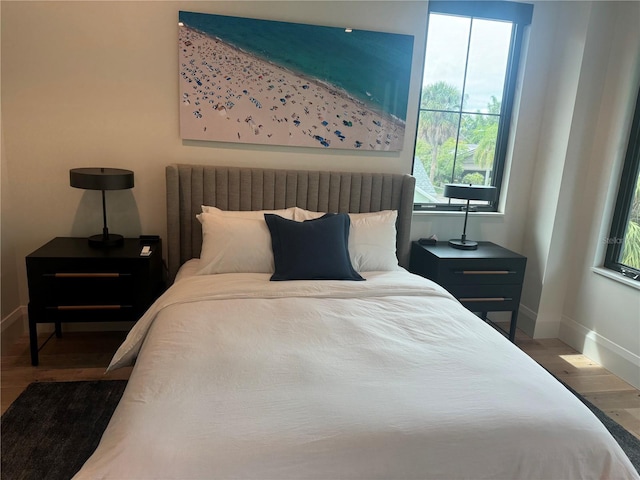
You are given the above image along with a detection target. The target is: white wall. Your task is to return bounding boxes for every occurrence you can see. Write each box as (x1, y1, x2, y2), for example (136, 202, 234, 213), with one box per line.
(517, 1, 640, 388)
(2, 1, 638, 387)
(0, 0, 23, 340)
(1, 0, 428, 308)
(519, 2, 591, 337)
(411, 0, 553, 263)
(558, 2, 640, 389)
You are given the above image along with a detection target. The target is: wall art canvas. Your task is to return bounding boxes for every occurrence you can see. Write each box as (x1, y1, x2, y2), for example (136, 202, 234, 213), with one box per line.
(178, 11, 414, 151)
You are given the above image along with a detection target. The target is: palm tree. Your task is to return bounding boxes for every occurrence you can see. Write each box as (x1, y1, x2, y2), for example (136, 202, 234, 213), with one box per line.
(622, 221, 640, 269)
(418, 82, 462, 182)
(470, 96, 501, 174)
(621, 174, 640, 269)
(473, 120, 498, 171)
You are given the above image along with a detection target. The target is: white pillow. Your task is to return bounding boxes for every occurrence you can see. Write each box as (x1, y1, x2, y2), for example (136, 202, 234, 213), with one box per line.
(196, 207, 295, 275)
(348, 210, 399, 271)
(293, 207, 325, 221)
(197, 206, 295, 223)
(293, 208, 399, 271)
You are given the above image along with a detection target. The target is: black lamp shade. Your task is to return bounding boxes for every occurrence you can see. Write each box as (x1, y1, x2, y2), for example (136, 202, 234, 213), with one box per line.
(443, 184, 497, 202)
(70, 167, 134, 248)
(443, 183, 497, 250)
(70, 168, 134, 191)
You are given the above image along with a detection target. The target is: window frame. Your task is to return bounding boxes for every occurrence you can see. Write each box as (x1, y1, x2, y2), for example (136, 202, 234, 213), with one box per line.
(412, 1, 533, 212)
(604, 87, 640, 280)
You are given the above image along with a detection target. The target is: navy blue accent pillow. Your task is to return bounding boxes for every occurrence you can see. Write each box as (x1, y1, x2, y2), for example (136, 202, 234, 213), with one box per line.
(264, 213, 364, 281)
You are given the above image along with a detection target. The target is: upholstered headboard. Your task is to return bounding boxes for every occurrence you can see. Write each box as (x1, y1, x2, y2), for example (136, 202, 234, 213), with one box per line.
(166, 164, 415, 283)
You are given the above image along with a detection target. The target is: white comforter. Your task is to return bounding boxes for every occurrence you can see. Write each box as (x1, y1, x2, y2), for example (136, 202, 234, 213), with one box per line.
(75, 270, 638, 480)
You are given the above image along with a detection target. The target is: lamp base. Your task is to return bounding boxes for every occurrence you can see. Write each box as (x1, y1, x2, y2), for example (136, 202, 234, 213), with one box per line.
(448, 239, 478, 250)
(88, 233, 124, 248)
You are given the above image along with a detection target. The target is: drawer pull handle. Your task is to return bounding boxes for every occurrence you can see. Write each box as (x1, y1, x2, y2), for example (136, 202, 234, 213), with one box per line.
(455, 270, 514, 275)
(47, 305, 133, 311)
(458, 297, 512, 302)
(46, 273, 131, 278)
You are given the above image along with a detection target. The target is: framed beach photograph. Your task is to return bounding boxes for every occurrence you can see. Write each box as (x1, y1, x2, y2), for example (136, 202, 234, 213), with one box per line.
(178, 11, 414, 151)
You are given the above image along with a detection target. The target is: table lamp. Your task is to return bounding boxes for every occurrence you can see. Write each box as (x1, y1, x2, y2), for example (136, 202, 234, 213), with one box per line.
(444, 183, 497, 250)
(70, 167, 134, 247)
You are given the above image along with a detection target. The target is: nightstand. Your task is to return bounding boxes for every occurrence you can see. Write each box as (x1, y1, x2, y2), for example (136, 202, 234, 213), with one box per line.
(409, 241, 527, 342)
(25, 237, 165, 366)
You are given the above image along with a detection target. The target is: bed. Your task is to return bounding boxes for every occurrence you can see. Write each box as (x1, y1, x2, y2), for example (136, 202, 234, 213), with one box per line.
(74, 164, 638, 479)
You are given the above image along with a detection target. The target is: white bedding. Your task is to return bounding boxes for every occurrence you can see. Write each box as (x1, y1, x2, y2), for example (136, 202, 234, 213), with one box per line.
(75, 269, 638, 479)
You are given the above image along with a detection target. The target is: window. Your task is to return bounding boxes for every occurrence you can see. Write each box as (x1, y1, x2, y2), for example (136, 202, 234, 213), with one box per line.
(605, 88, 640, 280)
(413, 1, 533, 211)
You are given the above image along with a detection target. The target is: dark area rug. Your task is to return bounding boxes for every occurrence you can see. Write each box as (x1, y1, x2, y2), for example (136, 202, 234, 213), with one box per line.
(565, 384, 640, 473)
(1, 379, 639, 479)
(1, 380, 127, 480)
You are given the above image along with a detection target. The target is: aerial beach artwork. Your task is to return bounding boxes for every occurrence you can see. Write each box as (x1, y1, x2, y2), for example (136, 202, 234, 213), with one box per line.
(178, 11, 414, 151)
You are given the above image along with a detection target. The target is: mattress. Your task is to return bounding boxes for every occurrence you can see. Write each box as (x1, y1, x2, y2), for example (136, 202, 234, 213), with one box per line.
(74, 268, 639, 479)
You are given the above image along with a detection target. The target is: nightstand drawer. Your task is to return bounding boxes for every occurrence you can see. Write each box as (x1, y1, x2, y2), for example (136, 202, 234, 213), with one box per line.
(446, 284, 522, 312)
(436, 258, 525, 286)
(40, 273, 134, 307)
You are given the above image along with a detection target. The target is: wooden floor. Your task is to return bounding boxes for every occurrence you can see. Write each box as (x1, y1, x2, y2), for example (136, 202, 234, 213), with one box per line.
(514, 328, 640, 440)
(2, 328, 639, 440)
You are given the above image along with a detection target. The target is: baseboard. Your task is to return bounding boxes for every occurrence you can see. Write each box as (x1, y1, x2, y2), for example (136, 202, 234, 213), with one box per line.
(1, 306, 26, 352)
(56, 322, 136, 332)
(516, 304, 537, 337)
(2, 305, 134, 345)
(34, 322, 135, 334)
(559, 316, 640, 390)
(1, 306, 25, 332)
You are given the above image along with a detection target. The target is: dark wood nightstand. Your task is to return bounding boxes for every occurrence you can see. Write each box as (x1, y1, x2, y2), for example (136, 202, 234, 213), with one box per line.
(25, 237, 165, 366)
(409, 241, 527, 342)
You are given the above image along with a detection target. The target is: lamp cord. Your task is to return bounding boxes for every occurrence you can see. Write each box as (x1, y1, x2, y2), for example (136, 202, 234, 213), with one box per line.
(101, 190, 109, 240)
(461, 199, 470, 244)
